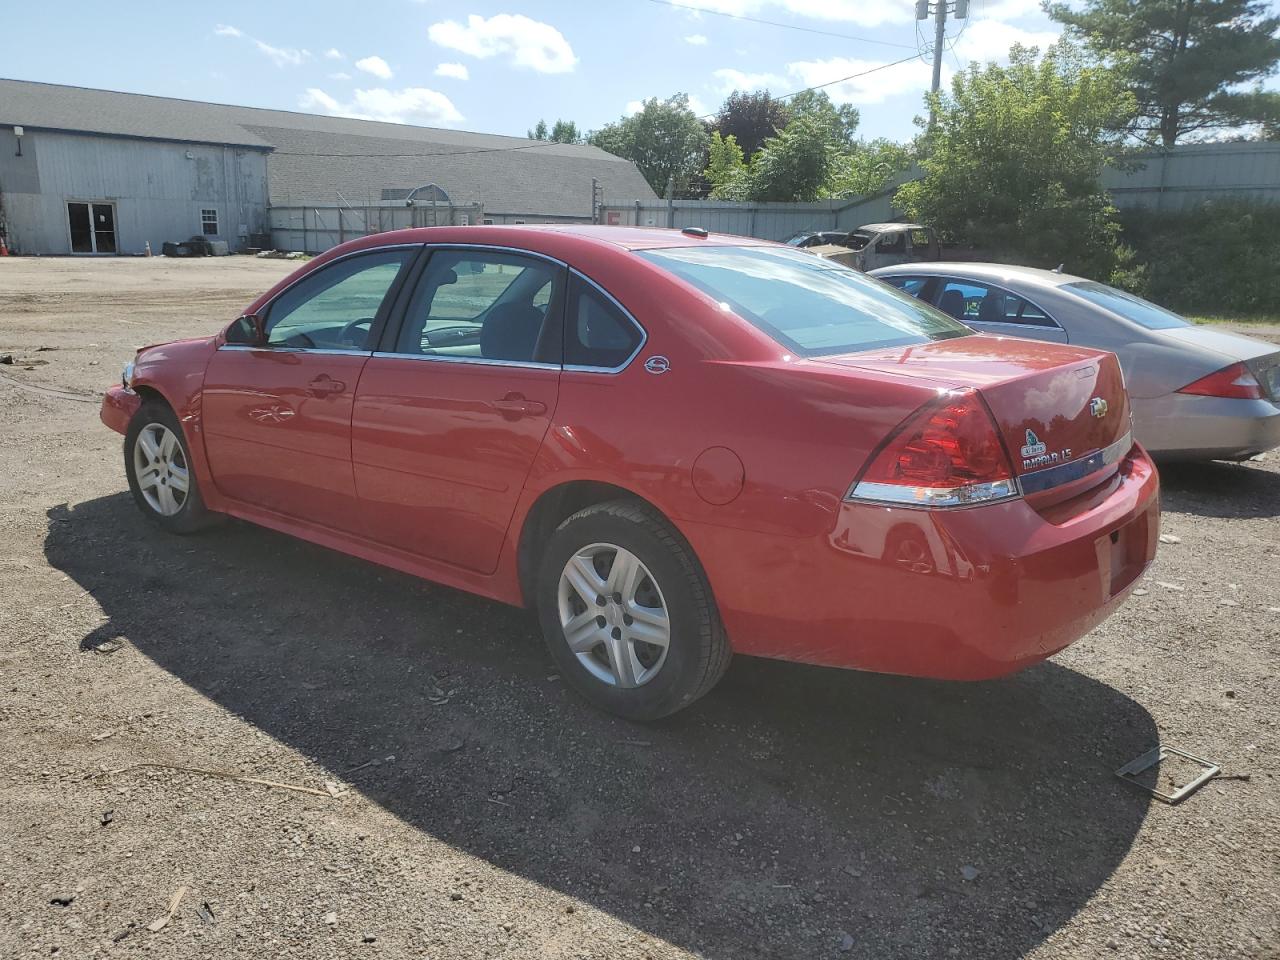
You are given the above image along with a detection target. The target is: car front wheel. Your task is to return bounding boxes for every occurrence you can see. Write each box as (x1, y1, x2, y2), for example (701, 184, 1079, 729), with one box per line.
(537, 500, 730, 720)
(124, 402, 219, 534)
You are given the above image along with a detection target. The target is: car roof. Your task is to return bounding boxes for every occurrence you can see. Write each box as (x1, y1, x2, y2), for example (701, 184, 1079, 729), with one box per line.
(857, 222, 927, 233)
(870, 261, 1087, 291)
(363, 223, 778, 253)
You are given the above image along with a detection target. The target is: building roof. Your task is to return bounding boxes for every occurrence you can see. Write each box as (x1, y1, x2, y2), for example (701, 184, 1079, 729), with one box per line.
(0, 78, 658, 217)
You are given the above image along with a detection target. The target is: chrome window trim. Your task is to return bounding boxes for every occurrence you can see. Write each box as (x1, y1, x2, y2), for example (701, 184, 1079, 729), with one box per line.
(418, 242, 568, 270)
(217, 345, 373, 356)
(370, 351, 560, 371)
(562, 268, 648, 375)
(1016, 429, 1134, 496)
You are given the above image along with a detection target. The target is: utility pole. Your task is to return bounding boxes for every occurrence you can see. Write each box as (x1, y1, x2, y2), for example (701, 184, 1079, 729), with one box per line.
(916, 0, 967, 127)
(931, 0, 947, 98)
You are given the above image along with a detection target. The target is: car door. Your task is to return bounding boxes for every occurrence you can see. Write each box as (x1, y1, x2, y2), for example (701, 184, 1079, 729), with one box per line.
(932, 278, 1069, 344)
(202, 247, 417, 529)
(351, 246, 566, 573)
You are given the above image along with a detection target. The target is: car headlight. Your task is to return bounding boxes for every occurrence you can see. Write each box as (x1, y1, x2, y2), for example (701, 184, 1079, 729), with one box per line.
(122, 361, 136, 390)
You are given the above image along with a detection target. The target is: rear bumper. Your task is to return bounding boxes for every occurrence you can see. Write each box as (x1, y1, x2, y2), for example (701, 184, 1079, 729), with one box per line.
(685, 446, 1160, 680)
(101, 385, 141, 436)
(1134, 392, 1280, 461)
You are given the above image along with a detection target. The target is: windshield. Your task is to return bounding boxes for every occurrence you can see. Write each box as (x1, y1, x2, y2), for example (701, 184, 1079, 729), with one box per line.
(1064, 281, 1190, 330)
(638, 245, 972, 356)
(784, 233, 812, 246)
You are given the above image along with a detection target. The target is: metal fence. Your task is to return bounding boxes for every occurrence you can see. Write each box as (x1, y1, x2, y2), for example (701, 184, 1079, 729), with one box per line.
(269, 202, 485, 253)
(600, 141, 1280, 242)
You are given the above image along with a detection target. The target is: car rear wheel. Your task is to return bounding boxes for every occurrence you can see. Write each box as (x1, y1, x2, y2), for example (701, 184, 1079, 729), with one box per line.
(537, 499, 730, 720)
(124, 402, 219, 534)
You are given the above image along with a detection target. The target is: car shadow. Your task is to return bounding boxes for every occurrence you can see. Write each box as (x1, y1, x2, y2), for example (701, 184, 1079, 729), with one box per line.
(1156, 458, 1280, 519)
(47, 494, 1156, 960)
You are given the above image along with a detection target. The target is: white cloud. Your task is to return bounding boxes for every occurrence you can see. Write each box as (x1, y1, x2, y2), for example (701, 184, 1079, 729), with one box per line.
(252, 38, 311, 68)
(213, 23, 310, 67)
(624, 100, 646, 116)
(665, 0, 914, 27)
(971, 0, 1044, 20)
(712, 67, 787, 94)
(299, 87, 464, 126)
(951, 19, 1061, 63)
(324, 48, 345, 60)
(428, 14, 577, 73)
(687, 94, 710, 116)
(328, 71, 352, 80)
(785, 56, 936, 105)
(684, 33, 709, 45)
(435, 62, 470, 80)
(355, 55, 394, 80)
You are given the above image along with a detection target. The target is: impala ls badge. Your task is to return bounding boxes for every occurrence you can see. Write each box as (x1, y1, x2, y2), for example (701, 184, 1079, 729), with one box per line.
(1089, 397, 1109, 418)
(644, 355, 671, 375)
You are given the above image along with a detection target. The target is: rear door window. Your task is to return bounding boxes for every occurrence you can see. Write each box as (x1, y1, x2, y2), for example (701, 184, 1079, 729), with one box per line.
(936, 280, 1058, 327)
(396, 249, 564, 363)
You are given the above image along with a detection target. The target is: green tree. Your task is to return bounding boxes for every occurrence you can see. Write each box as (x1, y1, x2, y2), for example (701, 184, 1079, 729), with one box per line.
(549, 119, 580, 143)
(1048, 0, 1280, 146)
(895, 43, 1135, 278)
(588, 94, 710, 197)
(786, 90, 860, 148)
(825, 139, 914, 198)
(712, 90, 792, 158)
(744, 115, 834, 202)
(704, 132, 749, 200)
(528, 118, 580, 143)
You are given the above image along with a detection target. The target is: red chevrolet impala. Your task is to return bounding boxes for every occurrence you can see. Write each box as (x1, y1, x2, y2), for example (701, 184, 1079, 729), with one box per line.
(101, 226, 1159, 719)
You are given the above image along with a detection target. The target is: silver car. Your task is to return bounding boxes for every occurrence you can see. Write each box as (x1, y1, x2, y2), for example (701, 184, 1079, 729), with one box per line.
(870, 263, 1280, 461)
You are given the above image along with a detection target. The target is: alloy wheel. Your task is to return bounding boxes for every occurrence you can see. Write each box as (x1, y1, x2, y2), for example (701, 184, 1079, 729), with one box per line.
(133, 422, 189, 517)
(557, 542, 671, 688)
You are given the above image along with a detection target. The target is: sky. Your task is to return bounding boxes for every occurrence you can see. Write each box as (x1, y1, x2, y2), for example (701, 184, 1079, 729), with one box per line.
(0, 0, 1126, 143)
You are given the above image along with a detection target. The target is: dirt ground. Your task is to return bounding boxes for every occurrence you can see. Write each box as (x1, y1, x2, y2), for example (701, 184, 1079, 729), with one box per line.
(1, 255, 1278, 960)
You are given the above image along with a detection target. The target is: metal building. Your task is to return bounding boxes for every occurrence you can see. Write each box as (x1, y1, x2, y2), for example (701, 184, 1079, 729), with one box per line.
(0, 79, 658, 256)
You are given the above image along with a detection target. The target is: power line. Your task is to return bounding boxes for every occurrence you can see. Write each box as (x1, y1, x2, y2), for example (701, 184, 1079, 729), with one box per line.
(645, 0, 919, 51)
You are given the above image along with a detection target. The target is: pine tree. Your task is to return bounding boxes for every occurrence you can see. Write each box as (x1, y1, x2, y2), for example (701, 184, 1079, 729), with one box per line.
(1048, 0, 1280, 146)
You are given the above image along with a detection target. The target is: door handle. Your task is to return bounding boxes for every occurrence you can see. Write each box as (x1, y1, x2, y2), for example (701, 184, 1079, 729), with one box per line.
(307, 375, 346, 396)
(491, 395, 547, 418)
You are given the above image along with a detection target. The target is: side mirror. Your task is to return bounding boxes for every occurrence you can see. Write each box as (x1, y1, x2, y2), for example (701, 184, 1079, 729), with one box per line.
(228, 313, 267, 346)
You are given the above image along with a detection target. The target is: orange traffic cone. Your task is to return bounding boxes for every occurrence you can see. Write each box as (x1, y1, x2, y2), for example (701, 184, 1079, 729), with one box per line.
(0, 237, 9, 256)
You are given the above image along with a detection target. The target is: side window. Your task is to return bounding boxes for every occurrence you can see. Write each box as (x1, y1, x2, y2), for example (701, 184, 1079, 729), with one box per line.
(937, 279, 1057, 326)
(875, 232, 906, 254)
(880, 275, 930, 298)
(908, 229, 932, 250)
(564, 274, 643, 370)
(396, 249, 562, 363)
(264, 249, 412, 350)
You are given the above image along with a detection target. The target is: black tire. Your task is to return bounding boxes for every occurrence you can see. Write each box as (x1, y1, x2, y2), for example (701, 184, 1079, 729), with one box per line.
(536, 499, 731, 720)
(124, 401, 221, 534)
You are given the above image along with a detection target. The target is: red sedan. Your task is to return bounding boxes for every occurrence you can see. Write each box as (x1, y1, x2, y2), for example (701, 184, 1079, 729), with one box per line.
(101, 226, 1159, 719)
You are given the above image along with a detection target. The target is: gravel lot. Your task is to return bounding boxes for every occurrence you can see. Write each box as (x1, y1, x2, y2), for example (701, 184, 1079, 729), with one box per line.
(1, 256, 1278, 960)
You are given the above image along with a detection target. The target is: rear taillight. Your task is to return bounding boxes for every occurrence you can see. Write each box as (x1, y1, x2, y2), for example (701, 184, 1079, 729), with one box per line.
(1177, 362, 1264, 400)
(848, 389, 1018, 507)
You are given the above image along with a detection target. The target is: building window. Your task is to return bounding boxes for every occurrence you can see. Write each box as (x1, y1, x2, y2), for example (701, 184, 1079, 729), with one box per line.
(201, 209, 219, 236)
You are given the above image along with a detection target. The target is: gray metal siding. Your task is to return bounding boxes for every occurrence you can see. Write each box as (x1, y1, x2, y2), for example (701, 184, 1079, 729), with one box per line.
(0, 130, 269, 254)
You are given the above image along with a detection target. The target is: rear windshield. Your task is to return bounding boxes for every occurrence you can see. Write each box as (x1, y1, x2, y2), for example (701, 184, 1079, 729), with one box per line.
(1064, 281, 1190, 330)
(638, 245, 970, 356)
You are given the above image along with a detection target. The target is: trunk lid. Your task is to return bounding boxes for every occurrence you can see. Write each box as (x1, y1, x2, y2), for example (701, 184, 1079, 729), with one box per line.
(824, 335, 1132, 498)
